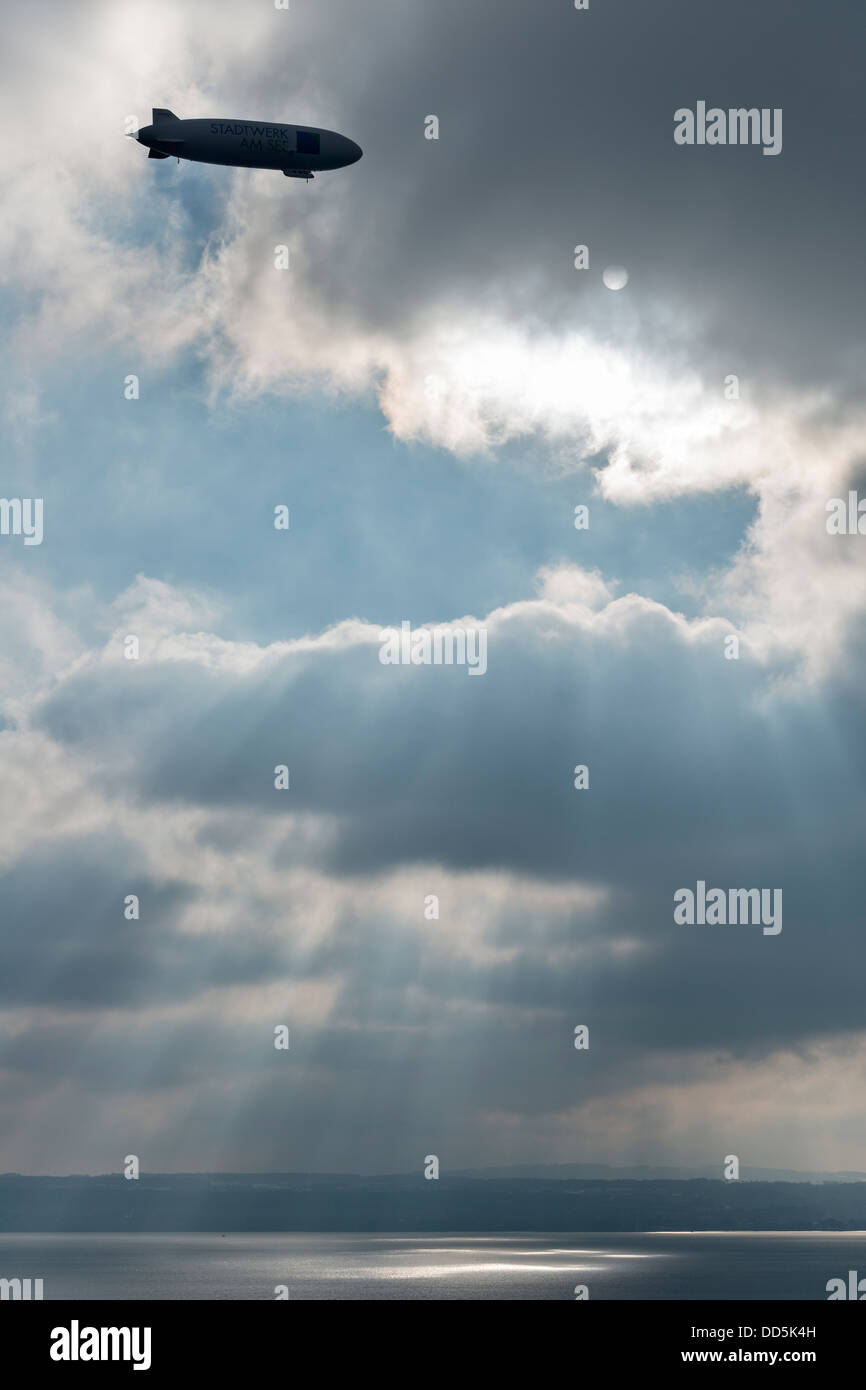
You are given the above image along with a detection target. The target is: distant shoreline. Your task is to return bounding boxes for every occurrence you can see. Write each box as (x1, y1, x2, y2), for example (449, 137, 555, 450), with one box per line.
(2, 1173, 865, 1234)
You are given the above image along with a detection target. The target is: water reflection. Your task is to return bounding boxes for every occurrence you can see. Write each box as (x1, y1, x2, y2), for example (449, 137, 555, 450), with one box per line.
(345, 1237, 661, 1282)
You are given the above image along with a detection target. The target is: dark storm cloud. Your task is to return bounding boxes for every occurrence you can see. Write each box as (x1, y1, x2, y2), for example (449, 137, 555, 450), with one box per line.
(31, 606, 863, 880)
(271, 0, 866, 395)
(0, 835, 300, 1008)
(27, 593, 866, 1063)
(2, 868, 860, 1173)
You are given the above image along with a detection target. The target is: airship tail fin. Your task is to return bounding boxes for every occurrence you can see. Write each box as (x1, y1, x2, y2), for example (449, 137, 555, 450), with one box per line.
(152, 108, 180, 124)
(148, 148, 171, 159)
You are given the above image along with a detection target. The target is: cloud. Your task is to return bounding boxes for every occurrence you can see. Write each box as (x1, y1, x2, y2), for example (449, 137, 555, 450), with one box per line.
(6, 568, 864, 1068)
(2, 0, 866, 1176)
(2, 0, 863, 683)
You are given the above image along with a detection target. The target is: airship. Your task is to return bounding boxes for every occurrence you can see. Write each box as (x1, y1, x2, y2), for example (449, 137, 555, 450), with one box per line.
(132, 108, 362, 180)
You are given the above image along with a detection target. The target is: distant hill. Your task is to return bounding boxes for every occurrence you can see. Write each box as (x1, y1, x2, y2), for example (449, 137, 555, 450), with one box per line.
(1, 1171, 866, 1232)
(452, 1162, 866, 1184)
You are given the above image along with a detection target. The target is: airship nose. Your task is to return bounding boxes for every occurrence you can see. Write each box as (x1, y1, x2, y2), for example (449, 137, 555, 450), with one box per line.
(346, 139, 363, 164)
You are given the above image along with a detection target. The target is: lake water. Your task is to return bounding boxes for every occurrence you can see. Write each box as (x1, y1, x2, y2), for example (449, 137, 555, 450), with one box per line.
(1, 1232, 864, 1299)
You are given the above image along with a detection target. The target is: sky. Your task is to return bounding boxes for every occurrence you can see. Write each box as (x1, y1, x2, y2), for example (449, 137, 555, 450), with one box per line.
(1, 0, 866, 1177)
